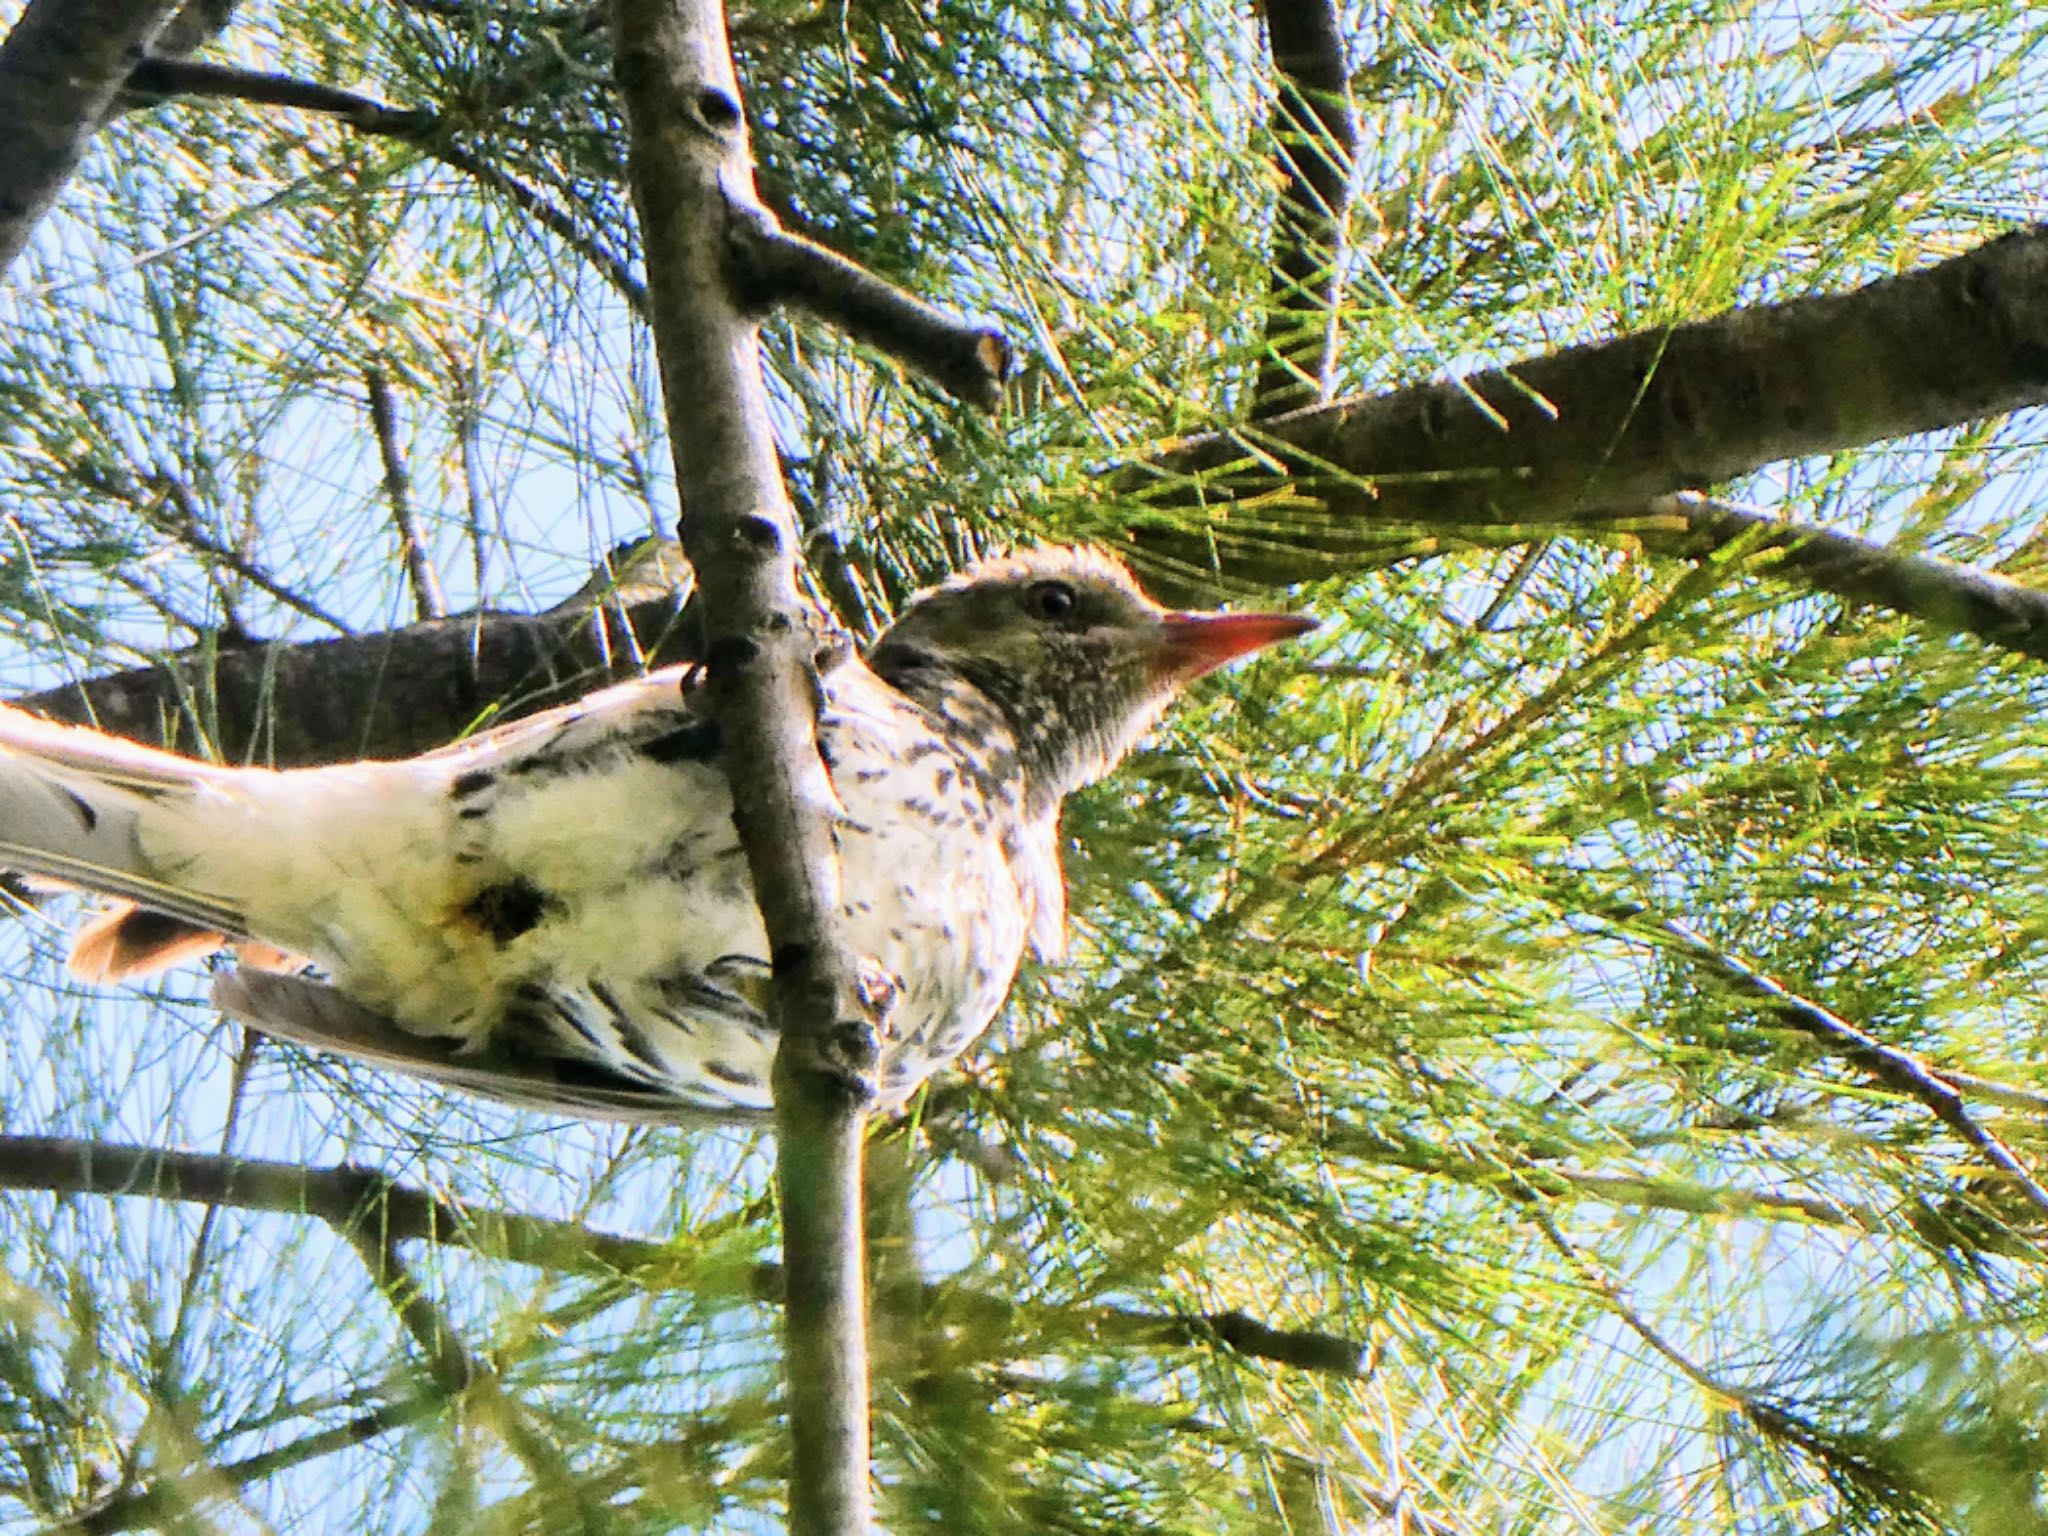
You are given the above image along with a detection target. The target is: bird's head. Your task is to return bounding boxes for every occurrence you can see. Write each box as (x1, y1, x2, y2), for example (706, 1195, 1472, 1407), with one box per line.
(867, 546, 1316, 812)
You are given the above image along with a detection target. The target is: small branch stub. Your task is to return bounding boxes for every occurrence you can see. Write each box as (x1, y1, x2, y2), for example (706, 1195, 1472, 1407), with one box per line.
(726, 202, 1013, 410)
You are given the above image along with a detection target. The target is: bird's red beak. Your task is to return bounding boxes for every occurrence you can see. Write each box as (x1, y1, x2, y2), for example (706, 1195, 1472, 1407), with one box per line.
(1155, 609, 1319, 682)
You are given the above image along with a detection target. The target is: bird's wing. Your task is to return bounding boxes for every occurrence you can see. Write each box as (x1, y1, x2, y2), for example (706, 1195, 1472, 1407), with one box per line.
(212, 969, 766, 1128)
(407, 662, 708, 773)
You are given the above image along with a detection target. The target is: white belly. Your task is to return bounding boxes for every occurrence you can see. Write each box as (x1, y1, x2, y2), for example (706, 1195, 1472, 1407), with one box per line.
(151, 665, 1039, 1114)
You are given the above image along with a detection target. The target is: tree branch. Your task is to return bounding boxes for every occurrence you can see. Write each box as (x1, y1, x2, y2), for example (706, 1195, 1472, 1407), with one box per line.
(1629, 490, 2048, 662)
(12, 589, 693, 764)
(1122, 227, 2048, 605)
(727, 210, 1011, 409)
(121, 55, 429, 128)
(1644, 912, 2048, 1227)
(71, 458, 355, 634)
(0, 0, 187, 273)
(1252, 0, 1357, 413)
(0, 1134, 686, 1276)
(2, 1130, 1378, 1532)
(121, 57, 648, 309)
(124, 56, 1009, 407)
(364, 366, 448, 622)
(610, 2, 877, 1530)
(0, 1133, 1378, 1376)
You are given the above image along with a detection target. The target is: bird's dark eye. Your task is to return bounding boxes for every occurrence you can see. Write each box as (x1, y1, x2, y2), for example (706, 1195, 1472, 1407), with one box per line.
(1025, 581, 1078, 622)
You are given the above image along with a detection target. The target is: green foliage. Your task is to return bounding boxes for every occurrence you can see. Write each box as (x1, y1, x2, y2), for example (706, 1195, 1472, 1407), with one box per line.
(1, 0, 2047, 1530)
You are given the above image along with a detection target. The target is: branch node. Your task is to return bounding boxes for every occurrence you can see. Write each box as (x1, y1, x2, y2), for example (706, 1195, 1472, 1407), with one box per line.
(693, 84, 741, 131)
(734, 511, 784, 553)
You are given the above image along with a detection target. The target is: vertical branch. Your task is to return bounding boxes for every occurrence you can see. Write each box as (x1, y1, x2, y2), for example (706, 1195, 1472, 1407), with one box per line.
(609, 2, 880, 1533)
(365, 365, 448, 621)
(1252, 0, 1358, 414)
(446, 352, 494, 601)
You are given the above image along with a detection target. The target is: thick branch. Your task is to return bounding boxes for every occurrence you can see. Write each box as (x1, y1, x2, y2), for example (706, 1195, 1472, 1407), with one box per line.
(0, 0, 185, 272)
(1252, 0, 1357, 412)
(1123, 227, 2048, 604)
(610, 3, 876, 1531)
(12, 591, 693, 763)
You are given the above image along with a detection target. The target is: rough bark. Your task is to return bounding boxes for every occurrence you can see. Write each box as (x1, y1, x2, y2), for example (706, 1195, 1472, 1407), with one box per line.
(14, 593, 696, 762)
(1125, 226, 2048, 602)
(0, 0, 186, 272)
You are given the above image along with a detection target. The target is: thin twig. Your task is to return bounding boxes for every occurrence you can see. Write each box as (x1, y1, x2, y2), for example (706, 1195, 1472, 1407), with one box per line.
(124, 1036, 260, 1512)
(124, 57, 432, 127)
(1314, 1119, 1883, 1229)
(130, 468, 252, 635)
(121, 57, 649, 311)
(1471, 540, 1550, 631)
(364, 366, 448, 621)
(440, 337, 496, 600)
(393, 0, 599, 28)
(0, 1137, 681, 1276)
(1148, 1409, 1464, 1536)
(427, 136, 648, 310)
(136, 469, 354, 634)
(1644, 912, 2048, 1224)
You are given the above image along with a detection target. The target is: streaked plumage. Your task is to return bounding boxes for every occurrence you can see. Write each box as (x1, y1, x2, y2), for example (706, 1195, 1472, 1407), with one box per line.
(0, 547, 1313, 1121)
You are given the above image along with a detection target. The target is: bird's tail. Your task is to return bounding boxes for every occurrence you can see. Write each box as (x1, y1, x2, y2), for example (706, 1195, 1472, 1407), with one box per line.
(0, 706, 248, 979)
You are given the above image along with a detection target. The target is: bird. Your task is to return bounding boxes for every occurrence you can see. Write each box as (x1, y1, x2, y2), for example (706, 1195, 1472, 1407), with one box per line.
(0, 546, 1315, 1123)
